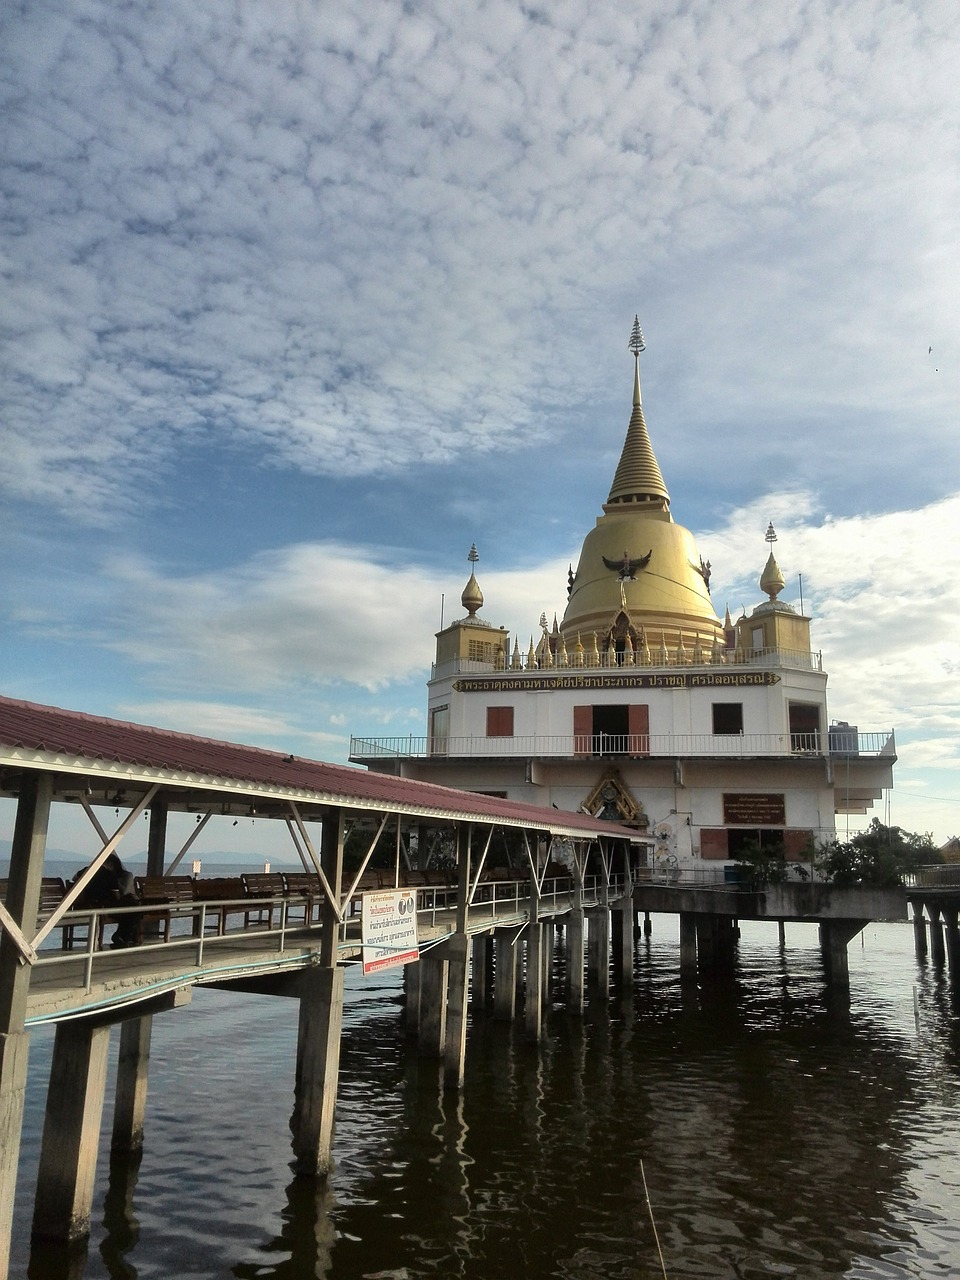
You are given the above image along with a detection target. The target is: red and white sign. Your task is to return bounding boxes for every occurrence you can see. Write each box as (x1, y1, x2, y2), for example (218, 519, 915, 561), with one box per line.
(361, 888, 419, 975)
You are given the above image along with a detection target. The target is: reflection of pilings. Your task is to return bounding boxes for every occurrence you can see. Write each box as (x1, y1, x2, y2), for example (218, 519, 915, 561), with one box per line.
(912, 905, 928, 960)
(493, 931, 517, 1021)
(32, 1021, 112, 1244)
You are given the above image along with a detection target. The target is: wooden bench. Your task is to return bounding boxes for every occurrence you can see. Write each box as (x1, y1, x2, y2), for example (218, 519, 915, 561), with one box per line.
(240, 872, 287, 927)
(281, 872, 321, 924)
(0, 876, 90, 950)
(135, 875, 196, 941)
(192, 877, 247, 935)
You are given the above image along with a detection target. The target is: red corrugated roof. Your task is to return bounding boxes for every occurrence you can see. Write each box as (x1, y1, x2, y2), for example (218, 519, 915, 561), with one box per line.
(0, 695, 645, 840)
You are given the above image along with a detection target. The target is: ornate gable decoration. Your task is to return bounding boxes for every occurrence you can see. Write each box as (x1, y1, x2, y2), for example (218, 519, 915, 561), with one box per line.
(581, 770, 647, 828)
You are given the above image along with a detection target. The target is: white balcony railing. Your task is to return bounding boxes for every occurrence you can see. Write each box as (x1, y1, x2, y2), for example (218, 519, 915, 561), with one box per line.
(350, 729, 896, 762)
(431, 643, 823, 682)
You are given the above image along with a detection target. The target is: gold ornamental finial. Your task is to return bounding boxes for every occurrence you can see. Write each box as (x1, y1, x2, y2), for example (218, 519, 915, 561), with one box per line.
(461, 544, 483, 618)
(628, 315, 645, 356)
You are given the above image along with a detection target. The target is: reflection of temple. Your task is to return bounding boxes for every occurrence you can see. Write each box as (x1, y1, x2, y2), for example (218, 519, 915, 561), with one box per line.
(353, 319, 896, 872)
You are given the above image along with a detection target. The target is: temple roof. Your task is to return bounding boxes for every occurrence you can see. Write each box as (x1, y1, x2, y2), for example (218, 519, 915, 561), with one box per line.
(604, 318, 670, 512)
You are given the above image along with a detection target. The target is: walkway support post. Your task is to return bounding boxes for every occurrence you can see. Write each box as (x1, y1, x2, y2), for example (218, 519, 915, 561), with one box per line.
(929, 908, 946, 968)
(525, 840, 544, 1040)
(291, 807, 345, 1177)
(112, 1017, 153, 1153)
(566, 893, 585, 1015)
(111, 799, 168, 1156)
(819, 919, 867, 994)
(418, 952, 449, 1055)
(32, 1021, 111, 1244)
(586, 909, 610, 996)
(443, 824, 471, 1089)
(679, 913, 697, 979)
(912, 904, 928, 961)
(493, 931, 518, 1021)
(471, 936, 492, 1008)
(0, 771, 52, 1280)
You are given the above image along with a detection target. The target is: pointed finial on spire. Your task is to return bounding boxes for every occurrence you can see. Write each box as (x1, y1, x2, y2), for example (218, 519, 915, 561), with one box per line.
(628, 315, 645, 356)
(468, 543, 479, 563)
(765, 523, 777, 544)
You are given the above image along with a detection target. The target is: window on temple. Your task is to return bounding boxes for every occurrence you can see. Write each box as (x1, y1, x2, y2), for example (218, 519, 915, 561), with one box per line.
(486, 706, 514, 737)
(713, 702, 744, 734)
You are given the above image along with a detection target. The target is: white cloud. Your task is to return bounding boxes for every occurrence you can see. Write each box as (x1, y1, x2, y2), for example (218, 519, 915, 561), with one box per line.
(3, 0, 959, 520)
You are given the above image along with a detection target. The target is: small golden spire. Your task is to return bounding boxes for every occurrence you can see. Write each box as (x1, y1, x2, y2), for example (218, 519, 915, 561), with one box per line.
(461, 543, 483, 618)
(760, 525, 785, 601)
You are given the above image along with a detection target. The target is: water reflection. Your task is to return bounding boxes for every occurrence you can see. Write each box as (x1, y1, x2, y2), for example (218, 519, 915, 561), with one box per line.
(11, 925, 960, 1278)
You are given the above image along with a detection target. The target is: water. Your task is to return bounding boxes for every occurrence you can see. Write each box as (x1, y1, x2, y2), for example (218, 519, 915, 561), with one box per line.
(10, 916, 960, 1279)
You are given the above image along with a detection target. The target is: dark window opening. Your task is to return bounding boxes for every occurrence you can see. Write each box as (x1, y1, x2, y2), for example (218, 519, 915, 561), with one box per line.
(713, 702, 744, 734)
(727, 828, 785, 859)
(789, 703, 820, 752)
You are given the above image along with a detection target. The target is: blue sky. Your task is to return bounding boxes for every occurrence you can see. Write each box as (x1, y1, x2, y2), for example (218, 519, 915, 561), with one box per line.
(2, 0, 959, 851)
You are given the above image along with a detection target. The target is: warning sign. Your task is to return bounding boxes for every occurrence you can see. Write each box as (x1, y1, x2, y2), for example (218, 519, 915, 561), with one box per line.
(360, 888, 420, 975)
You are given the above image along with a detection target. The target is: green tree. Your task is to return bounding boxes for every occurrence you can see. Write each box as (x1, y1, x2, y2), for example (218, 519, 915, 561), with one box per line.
(732, 837, 809, 889)
(815, 819, 939, 888)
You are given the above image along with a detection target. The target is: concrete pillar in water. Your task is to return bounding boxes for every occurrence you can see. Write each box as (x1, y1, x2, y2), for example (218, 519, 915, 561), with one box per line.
(291, 964, 345, 1176)
(617, 899, 634, 986)
(943, 907, 960, 973)
(819, 919, 866, 994)
(525, 921, 544, 1041)
(912, 904, 928, 960)
(403, 960, 421, 1036)
(778, 920, 786, 949)
(494, 931, 518, 1021)
(32, 1021, 112, 1243)
(586, 910, 611, 997)
(0, 771, 51, 1280)
(679, 913, 698, 979)
(112, 1017, 153, 1153)
(291, 807, 345, 1177)
(444, 935, 470, 1089)
(643, 910, 653, 937)
(541, 921, 554, 999)
(695, 915, 717, 970)
(471, 935, 492, 1008)
(929, 909, 946, 968)
(566, 910, 585, 1015)
(418, 952, 449, 1056)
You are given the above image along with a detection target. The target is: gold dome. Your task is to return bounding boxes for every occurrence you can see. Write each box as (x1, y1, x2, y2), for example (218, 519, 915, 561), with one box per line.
(560, 324, 723, 654)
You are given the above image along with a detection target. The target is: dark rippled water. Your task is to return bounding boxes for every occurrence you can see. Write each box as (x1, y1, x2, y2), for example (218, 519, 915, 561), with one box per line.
(12, 918, 960, 1279)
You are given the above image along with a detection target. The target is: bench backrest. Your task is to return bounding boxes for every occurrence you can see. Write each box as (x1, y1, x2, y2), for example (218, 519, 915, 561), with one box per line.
(193, 876, 245, 902)
(240, 872, 286, 898)
(136, 875, 195, 905)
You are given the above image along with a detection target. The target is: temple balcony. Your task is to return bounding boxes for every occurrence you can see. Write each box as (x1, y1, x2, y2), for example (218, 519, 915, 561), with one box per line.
(430, 643, 823, 682)
(349, 728, 896, 763)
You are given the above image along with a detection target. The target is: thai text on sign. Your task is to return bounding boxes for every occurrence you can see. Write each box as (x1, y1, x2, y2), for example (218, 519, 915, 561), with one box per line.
(361, 888, 420, 975)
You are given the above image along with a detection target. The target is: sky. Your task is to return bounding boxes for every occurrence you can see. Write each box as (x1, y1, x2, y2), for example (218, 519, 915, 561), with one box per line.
(2, 0, 959, 856)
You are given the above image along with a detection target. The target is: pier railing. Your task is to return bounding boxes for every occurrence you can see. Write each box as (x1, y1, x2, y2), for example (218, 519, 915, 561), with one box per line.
(904, 865, 960, 890)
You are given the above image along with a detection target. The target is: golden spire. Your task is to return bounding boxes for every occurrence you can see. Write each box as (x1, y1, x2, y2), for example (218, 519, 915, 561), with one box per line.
(760, 523, 785, 601)
(461, 543, 484, 618)
(604, 316, 670, 512)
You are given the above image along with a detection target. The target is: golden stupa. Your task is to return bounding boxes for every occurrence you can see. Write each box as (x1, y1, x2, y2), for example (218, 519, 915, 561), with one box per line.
(559, 318, 724, 659)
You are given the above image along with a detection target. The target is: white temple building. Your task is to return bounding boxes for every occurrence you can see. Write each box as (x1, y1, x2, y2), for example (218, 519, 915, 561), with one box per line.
(351, 319, 896, 873)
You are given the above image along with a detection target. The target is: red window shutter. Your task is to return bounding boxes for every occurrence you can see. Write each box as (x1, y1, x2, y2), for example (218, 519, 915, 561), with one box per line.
(627, 704, 649, 756)
(573, 705, 592, 756)
(486, 706, 514, 737)
(784, 829, 814, 861)
(700, 829, 729, 860)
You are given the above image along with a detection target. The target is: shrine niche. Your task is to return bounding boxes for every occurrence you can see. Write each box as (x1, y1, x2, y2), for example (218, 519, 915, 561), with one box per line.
(580, 770, 647, 828)
(603, 610, 643, 666)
